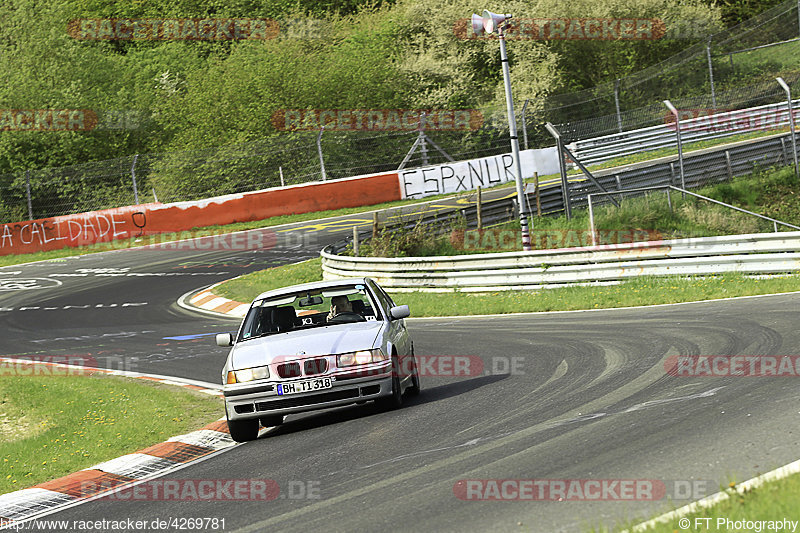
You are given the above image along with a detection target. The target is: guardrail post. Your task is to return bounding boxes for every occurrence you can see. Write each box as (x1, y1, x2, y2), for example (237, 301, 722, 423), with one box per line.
(476, 186, 483, 230)
(545, 122, 572, 219)
(781, 138, 789, 165)
(25, 170, 33, 220)
(776, 77, 799, 179)
(725, 151, 733, 180)
(664, 100, 686, 197)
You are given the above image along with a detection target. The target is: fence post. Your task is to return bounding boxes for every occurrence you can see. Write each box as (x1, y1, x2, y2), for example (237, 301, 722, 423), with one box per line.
(588, 194, 597, 246)
(372, 212, 379, 239)
(279, 166, 285, 187)
(776, 77, 799, 179)
(25, 170, 33, 220)
(545, 122, 572, 219)
(131, 154, 140, 205)
(534, 171, 541, 216)
(352, 226, 359, 256)
(419, 112, 429, 167)
(614, 79, 623, 133)
(706, 39, 717, 109)
(664, 100, 686, 197)
(317, 127, 327, 181)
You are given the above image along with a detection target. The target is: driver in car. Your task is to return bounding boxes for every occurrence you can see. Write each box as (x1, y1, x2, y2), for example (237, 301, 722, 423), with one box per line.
(327, 295, 353, 321)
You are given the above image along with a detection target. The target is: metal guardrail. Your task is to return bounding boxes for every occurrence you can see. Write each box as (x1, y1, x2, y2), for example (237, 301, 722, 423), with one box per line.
(570, 100, 800, 167)
(328, 130, 800, 256)
(567, 131, 799, 210)
(321, 232, 800, 291)
(587, 185, 800, 245)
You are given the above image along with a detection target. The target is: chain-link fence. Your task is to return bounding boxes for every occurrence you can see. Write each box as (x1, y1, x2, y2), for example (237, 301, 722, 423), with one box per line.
(536, 0, 800, 141)
(2, 0, 799, 224)
(0, 126, 517, 222)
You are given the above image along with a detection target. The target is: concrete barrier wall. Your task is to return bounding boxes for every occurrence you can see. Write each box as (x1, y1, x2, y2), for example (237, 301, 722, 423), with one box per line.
(0, 171, 401, 256)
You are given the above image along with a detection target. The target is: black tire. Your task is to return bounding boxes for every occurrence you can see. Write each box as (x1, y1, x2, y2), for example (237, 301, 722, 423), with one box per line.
(406, 355, 421, 397)
(377, 355, 403, 410)
(259, 415, 284, 427)
(227, 417, 260, 442)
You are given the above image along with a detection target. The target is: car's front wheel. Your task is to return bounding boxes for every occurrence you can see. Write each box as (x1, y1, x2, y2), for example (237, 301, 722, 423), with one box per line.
(377, 355, 403, 410)
(406, 354, 421, 397)
(227, 416, 260, 442)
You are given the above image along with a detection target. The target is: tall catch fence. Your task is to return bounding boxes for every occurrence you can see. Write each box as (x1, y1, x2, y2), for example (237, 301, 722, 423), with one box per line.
(2, 0, 800, 224)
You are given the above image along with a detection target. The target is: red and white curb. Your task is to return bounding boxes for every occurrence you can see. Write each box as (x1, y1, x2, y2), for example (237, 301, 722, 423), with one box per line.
(184, 281, 248, 318)
(0, 358, 241, 527)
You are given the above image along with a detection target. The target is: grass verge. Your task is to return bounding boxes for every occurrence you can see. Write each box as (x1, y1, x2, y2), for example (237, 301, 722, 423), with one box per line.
(0, 373, 222, 495)
(212, 259, 800, 316)
(598, 473, 800, 532)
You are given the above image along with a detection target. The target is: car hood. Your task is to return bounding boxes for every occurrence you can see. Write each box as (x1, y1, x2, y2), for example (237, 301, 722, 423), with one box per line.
(229, 321, 384, 369)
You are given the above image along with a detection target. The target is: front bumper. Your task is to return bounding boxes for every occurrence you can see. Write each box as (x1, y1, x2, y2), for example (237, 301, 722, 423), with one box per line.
(223, 362, 392, 421)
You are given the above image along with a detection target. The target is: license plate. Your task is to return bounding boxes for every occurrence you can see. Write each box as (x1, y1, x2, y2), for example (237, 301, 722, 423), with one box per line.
(276, 377, 333, 396)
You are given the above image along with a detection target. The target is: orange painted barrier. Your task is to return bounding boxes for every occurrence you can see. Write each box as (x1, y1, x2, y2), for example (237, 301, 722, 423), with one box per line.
(0, 172, 401, 256)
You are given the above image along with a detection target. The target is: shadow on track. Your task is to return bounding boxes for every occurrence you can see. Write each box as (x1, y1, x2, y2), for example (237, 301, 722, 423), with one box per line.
(261, 373, 510, 438)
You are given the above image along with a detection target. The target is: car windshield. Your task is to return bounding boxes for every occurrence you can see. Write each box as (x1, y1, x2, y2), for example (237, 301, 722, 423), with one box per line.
(237, 283, 381, 341)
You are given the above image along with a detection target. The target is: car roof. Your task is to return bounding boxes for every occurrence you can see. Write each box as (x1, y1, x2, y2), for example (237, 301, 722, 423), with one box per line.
(252, 277, 372, 302)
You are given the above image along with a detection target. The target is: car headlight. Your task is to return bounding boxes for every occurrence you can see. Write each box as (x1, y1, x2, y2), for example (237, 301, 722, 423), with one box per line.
(337, 349, 387, 367)
(226, 365, 270, 384)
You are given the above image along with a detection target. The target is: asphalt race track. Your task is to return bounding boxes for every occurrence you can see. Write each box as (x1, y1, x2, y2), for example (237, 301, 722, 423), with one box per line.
(2, 197, 800, 532)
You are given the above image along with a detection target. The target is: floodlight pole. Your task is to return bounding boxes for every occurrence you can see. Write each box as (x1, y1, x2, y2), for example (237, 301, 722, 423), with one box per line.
(496, 22, 532, 251)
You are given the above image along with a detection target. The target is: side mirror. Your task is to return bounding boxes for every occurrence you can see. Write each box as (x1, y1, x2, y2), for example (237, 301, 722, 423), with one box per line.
(216, 333, 233, 347)
(389, 305, 410, 320)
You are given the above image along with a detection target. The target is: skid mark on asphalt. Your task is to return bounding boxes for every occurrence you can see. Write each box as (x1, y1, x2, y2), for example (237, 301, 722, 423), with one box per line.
(0, 303, 148, 312)
(325, 386, 725, 477)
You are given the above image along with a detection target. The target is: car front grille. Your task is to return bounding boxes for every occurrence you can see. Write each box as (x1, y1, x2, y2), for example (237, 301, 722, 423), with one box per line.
(277, 362, 301, 378)
(304, 358, 328, 375)
(255, 388, 359, 410)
